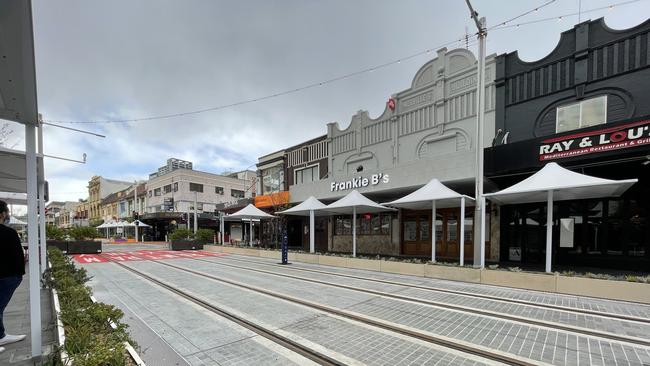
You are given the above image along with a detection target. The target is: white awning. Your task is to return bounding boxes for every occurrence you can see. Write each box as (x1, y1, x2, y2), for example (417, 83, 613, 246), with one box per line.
(9, 216, 27, 226)
(0, 147, 43, 193)
(276, 196, 327, 216)
(320, 190, 394, 214)
(228, 204, 276, 220)
(383, 178, 474, 209)
(484, 162, 637, 205)
(0, 192, 27, 205)
(132, 220, 150, 227)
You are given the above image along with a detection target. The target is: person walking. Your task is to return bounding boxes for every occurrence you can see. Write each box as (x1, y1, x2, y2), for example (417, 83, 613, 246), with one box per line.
(0, 200, 26, 353)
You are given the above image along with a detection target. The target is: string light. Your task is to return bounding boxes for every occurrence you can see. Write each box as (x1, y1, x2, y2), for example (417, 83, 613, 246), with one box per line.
(45, 0, 643, 125)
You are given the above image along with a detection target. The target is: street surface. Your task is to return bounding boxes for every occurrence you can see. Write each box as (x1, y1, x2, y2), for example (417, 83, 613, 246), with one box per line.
(79, 248, 650, 366)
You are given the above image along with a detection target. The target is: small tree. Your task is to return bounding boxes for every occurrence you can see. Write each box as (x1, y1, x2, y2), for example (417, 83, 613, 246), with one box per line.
(46, 225, 66, 241)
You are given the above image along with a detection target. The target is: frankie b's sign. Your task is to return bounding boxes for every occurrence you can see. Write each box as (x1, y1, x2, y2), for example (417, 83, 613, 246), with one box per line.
(539, 120, 650, 161)
(330, 173, 390, 192)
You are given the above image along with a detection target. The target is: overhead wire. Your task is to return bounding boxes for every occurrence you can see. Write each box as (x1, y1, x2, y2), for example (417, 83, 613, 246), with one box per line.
(44, 0, 641, 125)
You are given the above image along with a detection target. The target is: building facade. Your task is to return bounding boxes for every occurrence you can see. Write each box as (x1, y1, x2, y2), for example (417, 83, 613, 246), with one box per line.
(485, 18, 650, 271)
(286, 47, 496, 259)
(87, 176, 132, 222)
(149, 158, 193, 179)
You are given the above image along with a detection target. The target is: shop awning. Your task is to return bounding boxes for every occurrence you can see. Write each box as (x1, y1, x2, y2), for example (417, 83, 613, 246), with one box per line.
(319, 190, 394, 257)
(484, 162, 637, 273)
(383, 178, 473, 264)
(276, 196, 327, 253)
(484, 162, 637, 205)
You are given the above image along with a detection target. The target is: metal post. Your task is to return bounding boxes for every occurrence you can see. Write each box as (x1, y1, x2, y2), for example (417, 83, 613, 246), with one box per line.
(431, 200, 436, 263)
(480, 197, 486, 268)
(309, 209, 315, 253)
(37, 122, 46, 275)
(249, 219, 253, 247)
(352, 206, 357, 258)
(546, 190, 553, 273)
(193, 191, 198, 235)
(220, 213, 225, 245)
(25, 124, 42, 358)
(460, 197, 465, 266)
(134, 181, 138, 242)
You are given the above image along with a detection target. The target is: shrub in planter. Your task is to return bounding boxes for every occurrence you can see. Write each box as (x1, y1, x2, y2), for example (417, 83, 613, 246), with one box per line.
(194, 228, 214, 244)
(169, 228, 193, 241)
(46, 248, 135, 365)
(68, 226, 100, 241)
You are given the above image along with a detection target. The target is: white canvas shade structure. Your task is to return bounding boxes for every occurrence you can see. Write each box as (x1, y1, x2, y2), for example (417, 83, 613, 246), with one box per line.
(319, 190, 394, 257)
(276, 196, 327, 253)
(484, 162, 637, 273)
(227, 204, 276, 246)
(384, 179, 474, 265)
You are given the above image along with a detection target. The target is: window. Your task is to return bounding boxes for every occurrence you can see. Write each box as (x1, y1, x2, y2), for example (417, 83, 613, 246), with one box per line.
(148, 190, 152, 197)
(215, 186, 224, 195)
(154, 188, 161, 196)
(335, 214, 391, 236)
(262, 166, 283, 194)
(556, 96, 607, 133)
(295, 165, 319, 185)
(163, 184, 172, 194)
(173, 182, 178, 192)
(189, 183, 203, 193)
(231, 189, 245, 198)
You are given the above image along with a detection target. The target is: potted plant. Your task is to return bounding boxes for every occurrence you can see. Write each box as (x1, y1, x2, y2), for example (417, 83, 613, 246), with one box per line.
(169, 228, 204, 250)
(46, 225, 69, 253)
(66, 226, 102, 254)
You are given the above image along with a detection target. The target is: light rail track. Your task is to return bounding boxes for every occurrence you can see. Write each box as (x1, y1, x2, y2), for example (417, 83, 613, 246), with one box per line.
(110, 260, 344, 366)
(183, 256, 650, 348)
(211, 254, 650, 324)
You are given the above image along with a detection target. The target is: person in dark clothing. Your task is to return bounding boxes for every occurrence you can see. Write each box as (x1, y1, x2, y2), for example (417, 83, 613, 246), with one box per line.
(0, 200, 26, 353)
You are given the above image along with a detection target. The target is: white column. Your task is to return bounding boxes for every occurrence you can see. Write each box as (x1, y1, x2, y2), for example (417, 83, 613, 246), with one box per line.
(134, 223, 139, 242)
(25, 124, 42, 358)
(431, 200, 436, 263)
(473, 17, 487, 267)
(309, 210, 315, 253)
(460, 197, 465, 266)
(249, 219, 253, 247)
(37, 122, 46, 275)
(352, 207, 357, 258)
(220, 214, 225, 245)
(546, 190, 554, 273)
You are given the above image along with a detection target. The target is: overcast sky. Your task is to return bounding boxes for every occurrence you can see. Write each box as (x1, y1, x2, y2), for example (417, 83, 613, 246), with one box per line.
(4, 0, 650, 204)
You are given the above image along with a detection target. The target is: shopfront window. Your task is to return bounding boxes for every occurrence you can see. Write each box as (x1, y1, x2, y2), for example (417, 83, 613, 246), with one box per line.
(335, 214, 392, 236)
(420, 216, 430, 240)
(447, 215, 458, 241)
(404, 220, 417, 241)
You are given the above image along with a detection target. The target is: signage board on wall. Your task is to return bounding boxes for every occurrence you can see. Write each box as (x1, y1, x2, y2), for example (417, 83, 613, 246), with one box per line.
(330, 173, 390, 192)
(538, 120, 650, 161)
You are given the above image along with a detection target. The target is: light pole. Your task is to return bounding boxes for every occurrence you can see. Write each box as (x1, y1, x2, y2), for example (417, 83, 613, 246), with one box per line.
(465, 0, 487, 269)
(133, 180, 138, 242)
(193, 191, 198, 234)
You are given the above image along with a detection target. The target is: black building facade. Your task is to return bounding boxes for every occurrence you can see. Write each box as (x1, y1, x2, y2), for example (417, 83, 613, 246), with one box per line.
(486, 18, 650, 272)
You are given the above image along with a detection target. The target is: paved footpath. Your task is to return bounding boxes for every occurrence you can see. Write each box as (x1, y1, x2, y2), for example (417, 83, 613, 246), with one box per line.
(79, 250, 650, 366)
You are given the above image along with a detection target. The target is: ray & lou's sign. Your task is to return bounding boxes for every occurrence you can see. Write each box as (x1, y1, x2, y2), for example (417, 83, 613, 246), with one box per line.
(539, 120, 650, 161)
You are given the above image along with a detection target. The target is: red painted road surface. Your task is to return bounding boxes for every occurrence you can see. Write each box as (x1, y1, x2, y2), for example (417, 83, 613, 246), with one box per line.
(73, 250, 226, 264)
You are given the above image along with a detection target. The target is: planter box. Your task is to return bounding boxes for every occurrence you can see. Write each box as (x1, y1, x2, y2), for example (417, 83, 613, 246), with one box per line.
(347, 257, 381, 271)
(170, 240, 204, 251)
(481, 269, 556, 292)
(425, 265, 481, 283)
(67, 240, 102, 254)
(46, 240, 68, 254)
(318, 255, 349, 268)
(557, 276, 650, 304)
(380, 261, 425, 277)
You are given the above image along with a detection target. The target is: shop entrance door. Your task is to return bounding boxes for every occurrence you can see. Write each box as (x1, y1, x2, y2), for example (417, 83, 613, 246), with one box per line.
(402, 209, 474, 260)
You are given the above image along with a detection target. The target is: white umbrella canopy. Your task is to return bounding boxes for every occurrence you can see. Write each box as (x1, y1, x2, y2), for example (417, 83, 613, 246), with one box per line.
(132, 220, 150, 227)
(320, 190, 394, 215)
(484, 162, 637, 273)
(276, 196, 327, 216)
(277, 196, 327, 253)
(8, 216, 27, 226)
(484, 162, 637, 205)
(228, 204, 276, 247)
(383, 179, 473, 209)
(383, 179, 474, 264)
(319, 190, 394, 257)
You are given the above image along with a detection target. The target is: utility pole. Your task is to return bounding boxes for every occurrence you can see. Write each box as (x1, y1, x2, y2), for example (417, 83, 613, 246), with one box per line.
(465, 0, 487, 269)
(133, 180, 138, 242)
(193, 191, 198, 234)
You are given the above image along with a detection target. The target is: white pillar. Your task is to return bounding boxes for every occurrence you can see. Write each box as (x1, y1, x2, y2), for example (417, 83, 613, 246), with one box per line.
(134, 223, 139, 242)
(309, 210, 315, 253)
(25, 124, 42, 358)
(460, 197, 465, 267)
(249, 219, 253, 247)
(220, 214, 225, 245)
(546, 190, 554, 273)
(431, 200, 436, 263)
(37, 122, 46, 275)
(473, 17, 487, 267)
(352, 207, 357, 258)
